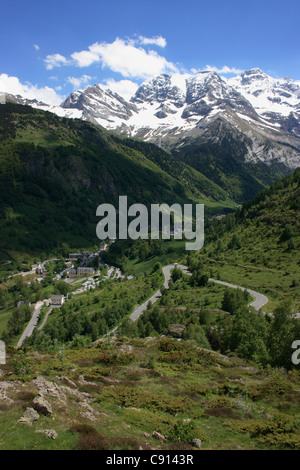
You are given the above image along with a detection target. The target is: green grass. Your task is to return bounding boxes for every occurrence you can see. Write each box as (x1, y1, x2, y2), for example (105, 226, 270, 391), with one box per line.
(0, 307, 14, 336)
(125, 239, 187, 274)
(0, 407, 79, 450)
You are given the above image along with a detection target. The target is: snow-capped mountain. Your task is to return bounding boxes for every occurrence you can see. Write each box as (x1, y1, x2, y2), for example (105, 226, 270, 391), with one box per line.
(228, 68, 300, 135)
(61, 85, 138, 124)
(7, 69, 300, 170)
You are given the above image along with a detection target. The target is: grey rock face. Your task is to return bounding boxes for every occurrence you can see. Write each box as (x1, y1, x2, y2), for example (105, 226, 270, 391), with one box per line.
(131, 74, 185, 107)
(62, 84, 138, 122)
(23, 407, 40, 422)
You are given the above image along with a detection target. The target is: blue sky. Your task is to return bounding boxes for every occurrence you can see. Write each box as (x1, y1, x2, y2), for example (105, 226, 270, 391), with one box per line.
(1, 0, 299, 104)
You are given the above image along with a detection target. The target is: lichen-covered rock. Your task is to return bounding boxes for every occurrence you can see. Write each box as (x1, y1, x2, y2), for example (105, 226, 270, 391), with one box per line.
(36, 429, 57, 439)
(166, 324, 186, 338)
(0, 381, 16, 403)
(117, 344, 133, 354)
(32, 376, 67, 402)
(152, 431, 166, 441)
(18, 416, 32, 426)
(23, 407, 39, 422)
(191, 438, 202, 449)
(32, 396, 52, 416)
(79, 401, 99, 421)
(55, 376, 77, 388)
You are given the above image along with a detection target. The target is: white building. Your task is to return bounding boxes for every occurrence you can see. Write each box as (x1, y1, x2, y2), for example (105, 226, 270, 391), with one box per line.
(77, 267, 95, 276)
(51, 295, 65, 306)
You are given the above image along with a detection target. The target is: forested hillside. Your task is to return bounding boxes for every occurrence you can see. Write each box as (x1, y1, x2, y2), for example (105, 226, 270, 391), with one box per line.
(0, 102, 236, 255)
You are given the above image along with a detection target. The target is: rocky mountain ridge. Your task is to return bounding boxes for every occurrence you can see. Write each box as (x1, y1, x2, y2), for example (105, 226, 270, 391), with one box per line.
(6, 69, 300, 171)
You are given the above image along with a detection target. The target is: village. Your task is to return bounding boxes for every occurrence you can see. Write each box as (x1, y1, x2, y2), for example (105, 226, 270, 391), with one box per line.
(14, 240, 125, 347)
(30, 240, 123, 307)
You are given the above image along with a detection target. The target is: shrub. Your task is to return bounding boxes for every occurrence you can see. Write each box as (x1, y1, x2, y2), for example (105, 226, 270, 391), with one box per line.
(100, 386, 193, 415)
(159, 338, 183, 352)
(248, 376, 294, 401)
(189, 383, 211, 396)
(205, 407, 237, 419)
(11, 351, 32, 376)
(227, 413, 299, 448)
(168, 420, 196, 443)
(70, 423, 152, 450)
(207, 396, 232, 409)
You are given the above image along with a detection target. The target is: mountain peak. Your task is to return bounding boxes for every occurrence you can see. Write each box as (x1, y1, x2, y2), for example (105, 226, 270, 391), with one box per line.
(131, 74, 185, 106)
(244, 68, 265, 75)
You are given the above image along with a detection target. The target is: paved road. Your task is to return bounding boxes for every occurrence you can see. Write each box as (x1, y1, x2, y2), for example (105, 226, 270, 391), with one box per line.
(17, 300, 44, 348)
(174, 264, 269, 312)
(207, 278, 269, 312)
(129, 265, 176, 322)
(20, 261, 298, 347)
(10, 268, 36, 278)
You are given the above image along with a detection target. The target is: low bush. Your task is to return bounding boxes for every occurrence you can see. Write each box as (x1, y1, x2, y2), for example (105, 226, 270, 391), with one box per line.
(168, 419, 196, 443)
(69, 423, 151, 450)
(99, 385, 193, 415)
(227, 413, 300, 448)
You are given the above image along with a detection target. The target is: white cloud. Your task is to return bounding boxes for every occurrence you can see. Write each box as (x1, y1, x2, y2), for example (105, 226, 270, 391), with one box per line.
(0, 74, 64, 105)
(70, 50, 100, 68)
(33, 44, 40, 51)
(203, 65, 244, 75)
(67, 74, 93, 89)
(60, 37, 177, 79)
(138, 36, 167, 48)
(88, 38, 177, 79)
(44, 53, 69, 70)
(101, 79, 139, 100)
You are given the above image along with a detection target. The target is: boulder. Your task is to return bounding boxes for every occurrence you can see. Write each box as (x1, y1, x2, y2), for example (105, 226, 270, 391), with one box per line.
(191, 438, 202, 449)
(117, 344, 133, 354)
(32, 396, 52, 416)
(152, 431, 166, 441)
(166, 324, 186, 338)
(18, 417, 32, 426)
(79, 401, 99, 421)
(36, 429, 57, 440)
(23, 407, 39, 422)
(55, 376, 77, 388)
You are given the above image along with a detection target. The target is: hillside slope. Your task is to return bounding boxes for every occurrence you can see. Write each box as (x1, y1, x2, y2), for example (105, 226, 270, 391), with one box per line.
(0, 102, 237, 254)
(0, 336, 299, 450)
(200, 168, 300, 312)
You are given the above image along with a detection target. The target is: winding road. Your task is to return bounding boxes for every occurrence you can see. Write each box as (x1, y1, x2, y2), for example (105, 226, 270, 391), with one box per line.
(129, 264, 270, 324)
(16, 260, 300, 347)
(94, 263, 271, 343)
(209, 278, 269, 311)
